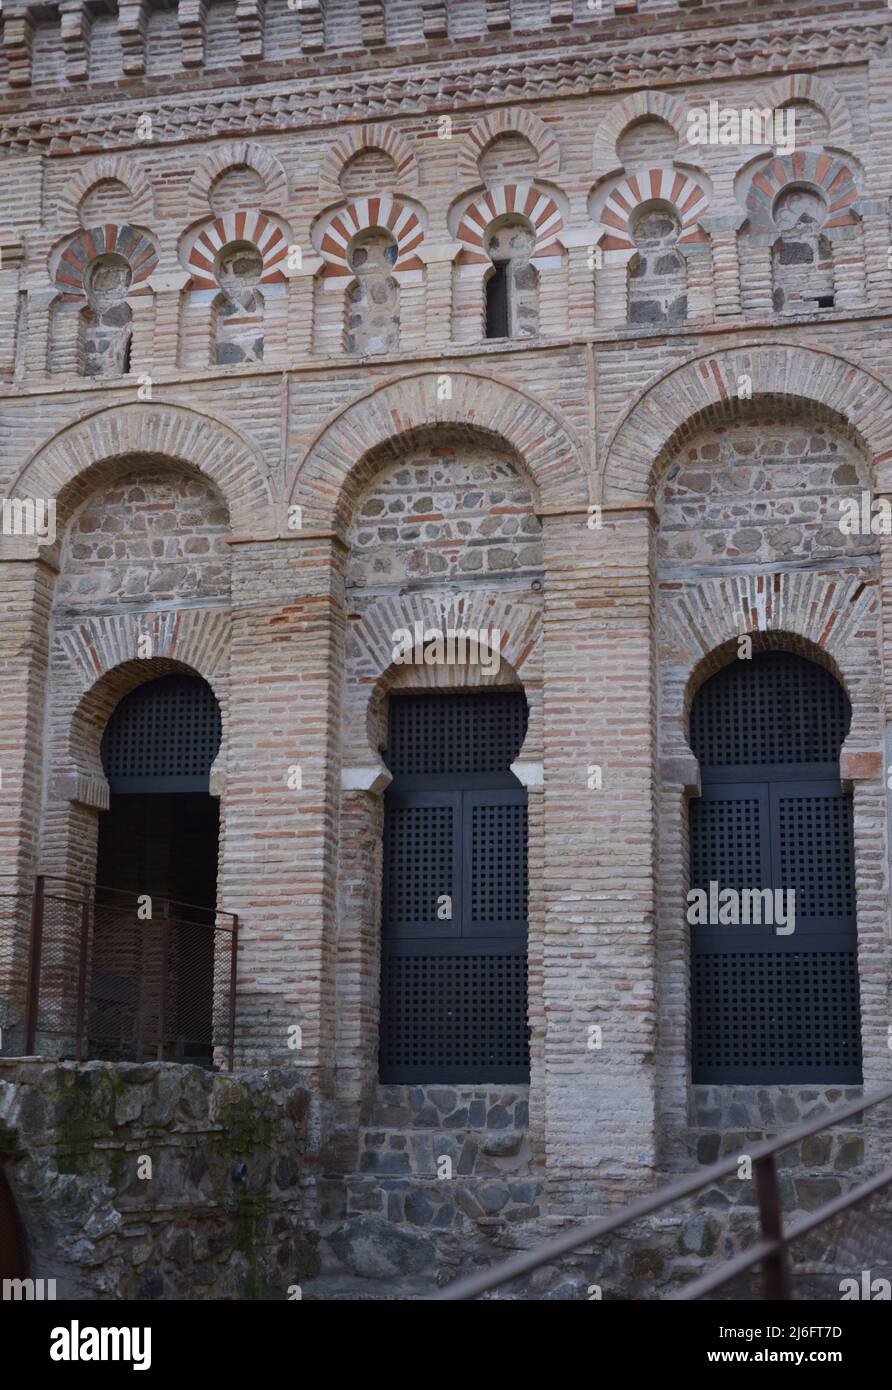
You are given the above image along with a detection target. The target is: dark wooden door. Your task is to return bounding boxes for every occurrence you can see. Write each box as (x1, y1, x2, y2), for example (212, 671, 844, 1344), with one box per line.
(379, 692, 530, 1083)
(689, 652, 861, 1083)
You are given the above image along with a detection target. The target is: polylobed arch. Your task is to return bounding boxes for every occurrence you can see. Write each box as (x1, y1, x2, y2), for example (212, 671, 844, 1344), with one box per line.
(341, 587, 543, 773)
(457, 108, 561, 185)
(657, 571, 881, 773)
(56, 154, 153, 229)
(593, 91, 690, 175)
(318, 123, 419, 199)
(761, 73, 854, 149)
(187, 142, 289, 219)
(603, 344, 892, 505)
(683, 629, 851, 738)
(291, 370, 589, 532)
(60, 645, 229, 806)
(4, 400, 275, 553)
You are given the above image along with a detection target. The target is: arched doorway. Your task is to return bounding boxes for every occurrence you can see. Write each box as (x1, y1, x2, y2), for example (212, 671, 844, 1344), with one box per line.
(688, 650, 861, 1084)
(379, 689, 530, 1083)
(90, 673, 222, 1063)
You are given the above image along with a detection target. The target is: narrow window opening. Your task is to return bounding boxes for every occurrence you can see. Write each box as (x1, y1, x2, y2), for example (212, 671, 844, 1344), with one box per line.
(485, 261, 510, 339)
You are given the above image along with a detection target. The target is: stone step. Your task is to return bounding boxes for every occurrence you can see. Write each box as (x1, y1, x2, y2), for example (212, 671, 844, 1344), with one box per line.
(345, 1172, 543, 1230)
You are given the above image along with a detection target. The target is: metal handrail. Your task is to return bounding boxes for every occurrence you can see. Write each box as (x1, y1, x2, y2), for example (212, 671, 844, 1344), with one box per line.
(434, 1082, 892, 1300)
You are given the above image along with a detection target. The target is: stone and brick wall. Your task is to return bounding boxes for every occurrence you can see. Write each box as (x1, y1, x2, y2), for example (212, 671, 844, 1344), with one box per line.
(1, 0, 892, 1297)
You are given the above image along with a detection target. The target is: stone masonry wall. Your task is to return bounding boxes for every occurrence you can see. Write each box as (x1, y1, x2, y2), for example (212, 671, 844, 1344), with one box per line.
(0, 1059, 320, 1299)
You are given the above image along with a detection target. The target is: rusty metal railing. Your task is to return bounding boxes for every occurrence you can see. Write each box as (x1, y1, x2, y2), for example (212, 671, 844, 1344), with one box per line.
(2, 874, 238, 1069)
(435, 1082, 892, 1300)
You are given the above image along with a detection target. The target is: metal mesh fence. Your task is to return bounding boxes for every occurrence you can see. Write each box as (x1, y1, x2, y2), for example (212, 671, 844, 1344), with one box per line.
(2, 876, 237, 1068)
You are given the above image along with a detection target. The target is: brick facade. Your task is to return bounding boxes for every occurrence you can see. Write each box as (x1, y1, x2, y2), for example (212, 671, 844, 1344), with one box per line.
(2, 0, 892, 1294)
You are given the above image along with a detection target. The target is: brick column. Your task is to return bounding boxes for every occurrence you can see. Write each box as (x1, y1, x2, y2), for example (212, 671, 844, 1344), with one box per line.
(0, 235, 24, 382)
(287, 253, 322, 357)
(125, 290, 156, 380)
(24, 289, 55, 379)
(222, 536, 345, 1105)
(861, 205, 892, 307)
(564, 235, 597, 336)
(147, 271, 190, 371)
(420, 244, 457, 349)
(540, 507, 658, 1212)
(0, 556, 54, 1051)
(701, 219, 742, 317)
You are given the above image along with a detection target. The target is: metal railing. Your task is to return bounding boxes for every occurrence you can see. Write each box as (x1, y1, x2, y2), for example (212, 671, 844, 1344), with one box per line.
(1, 874, 238, 1069)
(435, 1082, 892, 1300)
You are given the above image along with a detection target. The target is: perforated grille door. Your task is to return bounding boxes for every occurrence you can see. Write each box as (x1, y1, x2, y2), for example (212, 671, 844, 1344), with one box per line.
(380, 692, 530, 1083)
(689, 652, 861, 1084)
(690, 651, 850, 768)
(387, 691, 528, 775)
(102, 675, 222, 792)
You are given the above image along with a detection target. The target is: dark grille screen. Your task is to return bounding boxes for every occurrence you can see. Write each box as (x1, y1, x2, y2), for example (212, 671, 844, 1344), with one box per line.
(777, 792, 855, 918)
(386, 691, 528, 775)
(381, 691, 529, 1082)
(689, 652, 860, 1083)
(470, 803, 528, 923)
(692, 950, 861, 1080)
(380, 950, 529, 1081)
(690, 795, 767, 891)
(102, 675, 221, 792)
(690, 652, 850, 768)
(383, 802, 455, 928)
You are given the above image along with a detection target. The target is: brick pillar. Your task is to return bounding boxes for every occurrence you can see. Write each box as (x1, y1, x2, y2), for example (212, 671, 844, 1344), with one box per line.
(421, 244, 457, 349)
(861, 207, 892, 307)
(126, 291, 156, 380)
(564, 237, 597, 336)
(24, 289, 55, 379)
(0, 556, 54, 1051)
(0, 235, 24, 383)
(704, 223, 742, 317)
(287, 253, 322, 357)
(540, 507, 658, 1212)
(222, 536, 345, 1103)
(147, 271, 190, 370)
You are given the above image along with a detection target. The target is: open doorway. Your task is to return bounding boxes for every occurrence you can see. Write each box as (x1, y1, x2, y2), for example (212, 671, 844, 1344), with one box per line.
(91, 674, 222, 1064)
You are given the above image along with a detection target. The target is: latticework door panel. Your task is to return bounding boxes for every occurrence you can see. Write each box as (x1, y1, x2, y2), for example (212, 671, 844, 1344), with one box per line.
(381, 692, 530, 1083)
(102, 675, 221, 791)
(689, 652, 861, 1084)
